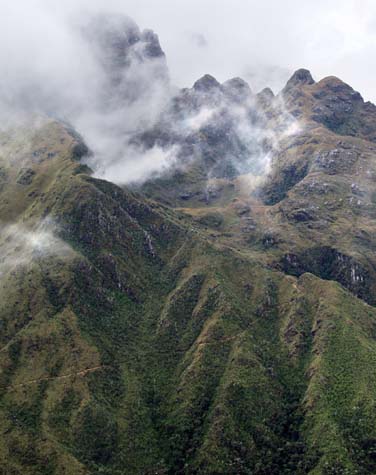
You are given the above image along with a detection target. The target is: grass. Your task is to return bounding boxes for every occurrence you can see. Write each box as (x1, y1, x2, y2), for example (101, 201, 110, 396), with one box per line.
(2, 115, 376, 474)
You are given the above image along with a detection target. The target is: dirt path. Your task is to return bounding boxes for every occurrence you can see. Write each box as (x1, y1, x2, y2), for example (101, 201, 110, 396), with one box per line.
(6, 331, 251, 391)
(9, 365, 107, 390)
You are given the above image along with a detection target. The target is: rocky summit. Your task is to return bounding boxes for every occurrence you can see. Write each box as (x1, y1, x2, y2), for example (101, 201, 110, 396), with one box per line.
(1, 14, 376, 475)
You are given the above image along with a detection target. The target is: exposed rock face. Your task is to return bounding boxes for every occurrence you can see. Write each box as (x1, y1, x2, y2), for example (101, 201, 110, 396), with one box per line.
(280, 247, 374, 304)
(134, 72, 281, 205)
(222, 77, 252, 102)
(282, 69, 376, 141)
(283, 68, 315, 91)
(193, 74, 221, 92)
(82, 13, 169, 106)
(256, 86, 275, 107)
(140, 29, 166, 59)
(83, 14, 166, 67)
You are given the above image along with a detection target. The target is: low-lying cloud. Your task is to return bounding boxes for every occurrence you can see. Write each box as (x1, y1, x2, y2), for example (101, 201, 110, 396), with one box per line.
(0, 1, 304, 188)
(0, 219, 73, 279)
(94, 145, 179, 184)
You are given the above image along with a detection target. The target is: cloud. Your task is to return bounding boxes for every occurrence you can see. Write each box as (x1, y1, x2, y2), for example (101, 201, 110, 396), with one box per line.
(0, 219, 73, 279)
(243, 65, 292, 96)
(183, 107, 215, 131)
(94, 145, 179, 184)
(0, 4, 175, 183)
(2, 1, 375, 100)
(0, 0, 373, 189)
(190, 33, 208, 48)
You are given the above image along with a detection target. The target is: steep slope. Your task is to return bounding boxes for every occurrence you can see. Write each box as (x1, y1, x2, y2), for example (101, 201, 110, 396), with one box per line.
(2, 14, 376, 475)
(1, 107, 376, 475)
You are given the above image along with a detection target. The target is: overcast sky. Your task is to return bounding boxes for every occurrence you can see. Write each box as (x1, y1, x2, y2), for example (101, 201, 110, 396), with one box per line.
(3, 0, 376, 101)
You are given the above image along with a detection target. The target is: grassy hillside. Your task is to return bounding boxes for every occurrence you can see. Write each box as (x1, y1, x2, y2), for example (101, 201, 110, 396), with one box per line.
(1, 109, 376, 475)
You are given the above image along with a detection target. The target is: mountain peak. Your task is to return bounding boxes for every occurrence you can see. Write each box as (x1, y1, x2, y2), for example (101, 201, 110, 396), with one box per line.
(316, 75, 363, 101)
(82, 13, 167, 66)
(193, 74, 221, 92)
(258, 87, 275, 99)
(80, 13, 169, 106)
(222, 77, 252, 100)
(83, 13, 141, 50)
(284, 68, 315, 91)
(140, 29, 166, 59)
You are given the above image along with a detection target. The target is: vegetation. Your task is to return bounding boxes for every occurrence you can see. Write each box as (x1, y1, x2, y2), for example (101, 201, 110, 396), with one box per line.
(1, 71, 376, 474)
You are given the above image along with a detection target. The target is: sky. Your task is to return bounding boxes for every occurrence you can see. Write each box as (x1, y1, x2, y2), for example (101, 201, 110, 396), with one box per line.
(3, 0, 374, 101)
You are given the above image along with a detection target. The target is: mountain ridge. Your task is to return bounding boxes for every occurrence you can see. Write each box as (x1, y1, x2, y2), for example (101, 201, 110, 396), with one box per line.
(1, 14, 376, 475)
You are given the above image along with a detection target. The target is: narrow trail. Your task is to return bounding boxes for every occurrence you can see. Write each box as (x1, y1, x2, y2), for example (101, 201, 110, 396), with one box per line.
(196, 332, 246, 347)
(8, 365, 107, 390)
(5, 332, 250, 391)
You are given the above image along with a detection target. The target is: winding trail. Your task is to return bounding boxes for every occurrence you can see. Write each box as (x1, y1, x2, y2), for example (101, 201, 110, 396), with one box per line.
(5, 332, 250, 391)
(8, 365, 107, 390)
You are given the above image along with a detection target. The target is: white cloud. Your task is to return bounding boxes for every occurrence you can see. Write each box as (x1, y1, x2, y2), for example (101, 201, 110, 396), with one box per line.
(94, 145, 179, 184)
(0, 0, 374, 188)
(0, 219, 73, 278)
(184, 108, 215, 131)
(2, 1, 376, 100)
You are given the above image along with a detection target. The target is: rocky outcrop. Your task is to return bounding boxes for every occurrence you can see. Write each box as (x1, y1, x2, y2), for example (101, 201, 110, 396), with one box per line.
(81, 13, 169, 106)
(193, 74, 221, 92)
(279, 246, 374, 304)
(282, 69, 376, 141)
(283, 68, 315, 92)
(222, 77, 252, 102)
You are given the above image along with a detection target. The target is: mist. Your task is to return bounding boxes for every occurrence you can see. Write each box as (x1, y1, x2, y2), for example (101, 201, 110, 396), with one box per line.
(14, 0, 375, 101)
(1, 1, 374, 186)
(0, 219, 74, 279)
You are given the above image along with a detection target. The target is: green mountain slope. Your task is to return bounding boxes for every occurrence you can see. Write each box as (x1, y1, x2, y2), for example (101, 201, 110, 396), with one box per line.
(1, 101, 376, 475)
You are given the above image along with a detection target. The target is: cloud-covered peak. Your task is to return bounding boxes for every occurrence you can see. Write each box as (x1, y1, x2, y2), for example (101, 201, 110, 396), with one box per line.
(82, 12, 166, 62)
(258, 87, 275, 99)
(222, 77, 252, 101)
(80, 12, 169, 106)
(193, 74, 221, 92)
